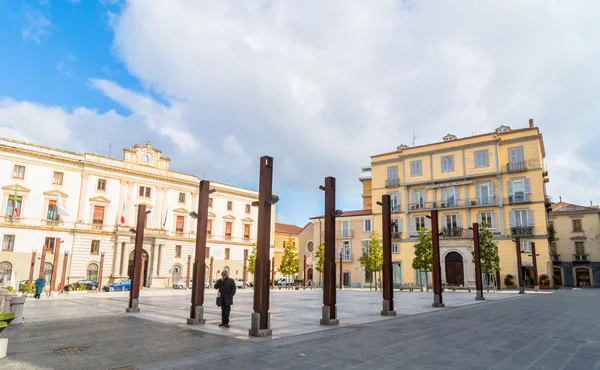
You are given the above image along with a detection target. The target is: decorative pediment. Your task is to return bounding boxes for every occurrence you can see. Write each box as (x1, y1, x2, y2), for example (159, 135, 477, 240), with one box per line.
(242, 217, 254, 223)
(43, 189, 69, 198)
(89, 196, 110, 204)
(172, 207, 189, 214)
(208, 211, 217, 218)
(134, 202, 154, 210)
(223, 214, 236, 220)
(2, 184, 30, 193)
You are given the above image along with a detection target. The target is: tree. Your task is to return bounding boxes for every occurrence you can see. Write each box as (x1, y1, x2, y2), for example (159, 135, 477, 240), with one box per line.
(359, 231, 382, 291)
(472, 221, 500, 291)
(315, 242, 325, 287)
(247, 243, 257, 275)
(279, 236, 300, 287)
(412, 227, 432, 290)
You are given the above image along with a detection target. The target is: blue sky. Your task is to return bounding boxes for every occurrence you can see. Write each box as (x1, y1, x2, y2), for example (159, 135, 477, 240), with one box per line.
(1, 1, 599, 226)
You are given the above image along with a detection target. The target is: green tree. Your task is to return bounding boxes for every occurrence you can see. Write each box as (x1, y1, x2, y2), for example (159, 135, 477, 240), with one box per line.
(247, 243, 257, 274)
(359, 231, 382, 291)
(412, 227, 432, 290)
(315, 242, 325, 287)
(279, 236, 300, 287)
(472, 222, 500, 291)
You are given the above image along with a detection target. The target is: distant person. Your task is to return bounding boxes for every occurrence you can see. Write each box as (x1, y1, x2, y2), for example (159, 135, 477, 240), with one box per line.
(215, 270, 236, 327)
(34, 274, 45, 299)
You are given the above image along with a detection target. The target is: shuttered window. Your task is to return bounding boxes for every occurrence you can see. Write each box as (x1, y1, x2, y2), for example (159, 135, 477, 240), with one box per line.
(176, 216, 184, 232)
(474, 150, 489, 168)
(93, 206, 105, 225)
(207, 219, 213, 235)
(441, 156, 454, 172)
(225, 222, 232, 237)
(244, 224, 251, 239)
(410, 160, 422, 177)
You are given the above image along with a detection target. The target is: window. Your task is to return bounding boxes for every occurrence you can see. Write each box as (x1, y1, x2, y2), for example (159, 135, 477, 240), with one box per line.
(508, 178, 530, 203)
(90, 240, 100, 255)
(441, 187, 457, 207)
(225, 222, 232, 237)
(445, 214, 460, 230)
(86, 263, 99, 282)
(0, 262, 12, 286)
(573, 219, 582, 232)
(389, 192, 400, 212)
(2, 235, 15, 251)
(244, 224, 251, 239)
(364, 219, 372, 232)
(175, 245, 182, 258)
(207, 219, 213, 236)
(575, 242, 585, 255)
(410, 160, 422, 177)
(225, 248, 230, 260)
(52, 171, 64, 185)
(474, 150, 489, 168)
(47, 200, 59, 221)
(227, 201, 233, 211)
(392, 243, 400, 254)
(97, 179, 106, 191)
(176, 216, 184, 233)
(392, 218, 401, 233)
(511, 209, 533, 227)
(411, 216, 427, 235)
(45, 237, 57, 253)
(550, 242, 557, 255)
(477, 182, 494, 205)
(13, 165, 25, 179)
(307, 241, 314, 253)
(138, 186, 151, 198)
(93, 206, 105, 226)
(341, 220, 351, 237)
(179, 193, 186, 203)
(478, 211, 497, 229)
(342, 241, 351, 260)
(411, 189, 425, 208)
(43, 262, 53, 283)
(386, 166, 399, 186)
(209, 198, 213, 208)
(245, 204, 251, 214)
(441, 155, 454, 172)
(362, 240, 369, 254)
(520, 241, 532, 253)
(6, 195, 22, 217)
(508, 146, 524, 164)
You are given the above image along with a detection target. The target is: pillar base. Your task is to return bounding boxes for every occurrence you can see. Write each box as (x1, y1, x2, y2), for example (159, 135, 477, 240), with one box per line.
(432, 294, 445, 308)
(475, 291, 485, 301)
(126, 298, 140, 313)
(534, 285, 539, 292)
(380, 300, 397, 316)
(249, 312, 272, 337)
(320, 305, 339, 326)
(187, 306, 206, 325)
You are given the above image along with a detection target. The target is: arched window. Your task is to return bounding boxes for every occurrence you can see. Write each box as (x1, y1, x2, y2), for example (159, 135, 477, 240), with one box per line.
(87, 263, 99, 282)
(44, 262, 53, 285)
(307, 241, 314, 253)
(0, 261, 12, 286)
(223, 266, 230, 275)
(172, 265, 182, 282)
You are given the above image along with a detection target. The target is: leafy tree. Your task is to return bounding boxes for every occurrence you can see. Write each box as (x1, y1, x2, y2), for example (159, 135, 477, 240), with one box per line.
(279, 236, 300, 287)
(247, 243, 257, 275)
(472, 222, 500, 291)
(315, 242, 325, 287)
(359, 231, 382, 291)
(412, 227, 432, 290)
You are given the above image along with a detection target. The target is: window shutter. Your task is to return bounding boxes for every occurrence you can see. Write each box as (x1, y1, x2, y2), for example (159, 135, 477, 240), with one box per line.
(489, 182, 495, 197)
(425, 217, 431, 229)
(509, 210, 516, 227)
(524, 178, 531, 194)
(491, 212, 498, 229)
(476, 212, 482, 223)
(410, 217, 416, 232)
(423, 190, 427, 203)
(476, 184, 481, 200)
(457, 214, 463, 228)
(441, 188, 447, 202)
(397, 218, 403, 232)
(456, 187, 460, 201)
(527, 209, 534, 226)
(450, 157, 454, 171)
(507, 180, 514, 195)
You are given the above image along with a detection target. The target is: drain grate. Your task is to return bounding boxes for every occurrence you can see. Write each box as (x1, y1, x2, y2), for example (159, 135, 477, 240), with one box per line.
(54, 347, 89, 354)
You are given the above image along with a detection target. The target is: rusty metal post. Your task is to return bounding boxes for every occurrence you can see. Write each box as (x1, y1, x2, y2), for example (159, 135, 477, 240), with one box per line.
(532, 242, 539, 291)
(250, 156, 274, 337)
(515, 237, 525, 294)
(140, 255, 145, 290)
(28, 250, 36, 285)
(495, 246, 502, 291)
(380, 195, 396, 315)
(209, 257, 214, 286)
(339, 251, 343, 290)
(320, 176, 339, 325)
(186, 255, 191, 289)
(188, 180, 210, 325)
(60, 251, 68, 294)
(431, 210, 444, 307)
(97, 252, 105, 292)
(49, 238, 61, 295)
(38, 244, 47, 278)
(472, 223, 484, 301)
(271, 259, 275, 287)
(243, 249, 248, 289)
(303, 255, 307, 287)
(127, 204, 146, 312)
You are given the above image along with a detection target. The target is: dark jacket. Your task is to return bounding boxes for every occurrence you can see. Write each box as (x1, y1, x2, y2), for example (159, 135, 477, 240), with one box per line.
(215, 277, 236, 306)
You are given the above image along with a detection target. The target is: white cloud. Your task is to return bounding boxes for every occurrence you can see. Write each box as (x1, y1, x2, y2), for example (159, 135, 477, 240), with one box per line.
(276, 213, 285, 223)
(21, 6, 51, 44)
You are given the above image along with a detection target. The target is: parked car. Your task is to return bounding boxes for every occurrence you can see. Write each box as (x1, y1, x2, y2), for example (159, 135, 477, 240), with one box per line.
(173, 279, 192, 289)
(64, 279, 98, 291)
(234, 279, 244, 288)
(275, 277, 294, 286)
(102, 279, 131, 292)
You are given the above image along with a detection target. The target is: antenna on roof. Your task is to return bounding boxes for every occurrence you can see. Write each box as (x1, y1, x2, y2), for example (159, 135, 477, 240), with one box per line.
(412, 126, 419, 146)
(97, 138, 102, 154)
(108, 123, 114, 158)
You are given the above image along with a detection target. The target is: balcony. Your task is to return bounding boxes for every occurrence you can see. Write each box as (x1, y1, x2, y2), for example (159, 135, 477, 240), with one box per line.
(573, 254, 589, 263)
(392, 232, 402, 240)
(442, 227, 463, 238)
(506, 159, 539, 173)
(544, 195, 553, 207)
(409, 202, 426, 211)
(507, 194, 531, 204)
(385, 179, 400, 188)
(2, 216, 22, 224)
(43, 219, 62, 227)
(342, 252, 353, 262)
(320, 230, 355, 239)
(469, 196, 499, 207)
(510, 225, 534, 236)
(390, 204, 401, 213)
(551, 254, 561, 263)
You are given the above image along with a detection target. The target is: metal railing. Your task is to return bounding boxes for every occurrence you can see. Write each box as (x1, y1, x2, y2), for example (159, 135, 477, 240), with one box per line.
(409, 202, 426, 211)
(385, 179, 400, 188)
(321, 230, 355, 238)
(390, 204, 401, 213)
(506, 159, 539, 173)
(510, 225, 534, 236)
(573, 254, 589, 262)
(442, 228, 463, 237)
(3, 216, 22, 224)
(468, 196, 499, 206)
(392, 232, 402, 240)
(507, 194, 531, 204)
(551, 254, 560, 262)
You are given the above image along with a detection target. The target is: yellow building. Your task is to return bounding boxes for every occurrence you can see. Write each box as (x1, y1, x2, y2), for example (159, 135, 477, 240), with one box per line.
(274, 222, 302, 279)
(364, 119, 552, 288)
(549, 200, 600, 288)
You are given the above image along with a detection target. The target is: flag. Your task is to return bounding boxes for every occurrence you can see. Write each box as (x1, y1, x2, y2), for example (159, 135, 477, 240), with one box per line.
(57, 193, 69, 217)
(13, 186, 18, 217)
(163, 206, 169, 228)
(120, 202, 126, 224)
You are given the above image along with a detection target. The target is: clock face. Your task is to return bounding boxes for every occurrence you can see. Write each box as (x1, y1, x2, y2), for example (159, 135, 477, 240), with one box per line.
(142, 153, 153, 163)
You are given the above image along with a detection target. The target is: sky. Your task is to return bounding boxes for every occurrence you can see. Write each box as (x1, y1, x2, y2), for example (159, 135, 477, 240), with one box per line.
(0, 0, 599, 226)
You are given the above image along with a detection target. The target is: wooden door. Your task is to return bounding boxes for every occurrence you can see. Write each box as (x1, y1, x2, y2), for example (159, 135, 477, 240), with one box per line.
(445, 252, 464, 286)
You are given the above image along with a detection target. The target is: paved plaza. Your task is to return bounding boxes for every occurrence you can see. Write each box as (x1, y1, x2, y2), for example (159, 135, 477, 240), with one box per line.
(1, 288, 599, 369)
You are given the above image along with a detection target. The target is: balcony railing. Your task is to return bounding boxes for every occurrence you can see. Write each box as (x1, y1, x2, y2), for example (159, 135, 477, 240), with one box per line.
(392, 232, 402, 240)
(507, 194, 531, 204)
(573, 254, 589, 262)
(342, 252, 353, 261)
(551, 254, 561, 263)
(442, 227, 463, 238)
(506, 159, 539, 173)
(2, 216, 22, 224)
(321, 230, 355, 238)
(386, 179, 400, 188)
(469, 197, 499, 206)
(390, 204, 401, 213)
(510, 225, 534, 236)
(43, 219, 62, 227)
(544, 195, 553, 206)
(409, 202, 426, 211)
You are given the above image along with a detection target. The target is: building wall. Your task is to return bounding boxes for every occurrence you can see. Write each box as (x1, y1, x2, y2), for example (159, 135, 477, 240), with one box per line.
(273, 232, 300, 279)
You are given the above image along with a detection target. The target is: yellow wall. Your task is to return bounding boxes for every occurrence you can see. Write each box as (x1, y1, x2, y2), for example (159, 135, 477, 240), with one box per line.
(550, 212, 600, 262)
(274, 232, 300, 276)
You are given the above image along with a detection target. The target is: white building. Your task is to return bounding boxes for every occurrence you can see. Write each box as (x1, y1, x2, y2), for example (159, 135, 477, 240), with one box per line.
(0, 138, 274, 289)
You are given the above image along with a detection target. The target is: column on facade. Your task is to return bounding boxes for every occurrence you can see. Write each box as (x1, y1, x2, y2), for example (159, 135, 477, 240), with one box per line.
(113, 241, 122, 278)
(76, 174, 90, 222)
(161, 188, 169, 231)
(152, 244, 160, 278)
(154, 187, 163, 229)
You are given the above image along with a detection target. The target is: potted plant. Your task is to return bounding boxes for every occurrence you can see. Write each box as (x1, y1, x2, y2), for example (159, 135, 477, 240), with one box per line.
(539, 274, 551, 289)
(0, 313, 15, 359)
(504, 274, 516, 288)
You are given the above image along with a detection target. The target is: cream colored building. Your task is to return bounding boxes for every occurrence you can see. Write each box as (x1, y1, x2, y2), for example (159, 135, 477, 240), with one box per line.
(549, 200, 600, 288)
(0, 138, 275, 289)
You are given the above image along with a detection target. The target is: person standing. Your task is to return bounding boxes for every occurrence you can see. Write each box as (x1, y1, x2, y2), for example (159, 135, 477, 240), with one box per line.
(214, 270, 236, 327)
(34, 274, 46, 299)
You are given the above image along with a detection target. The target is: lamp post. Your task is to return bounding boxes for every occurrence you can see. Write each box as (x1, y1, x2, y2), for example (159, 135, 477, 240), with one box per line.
(320, 177, 340, 326)
(428, 210, 444, 307)
(495, 246, 502, 291)
(127, 205, 150, 312)
(471, 223, 484, 301)
(513, 237, 525, 294)
(38, 244, 47, 278)
(379, 194, 396, 316)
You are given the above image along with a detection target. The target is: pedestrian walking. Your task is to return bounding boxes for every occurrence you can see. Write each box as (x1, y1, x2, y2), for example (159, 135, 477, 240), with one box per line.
(34, 274, 45, 299)
(215, 270, 236, 327)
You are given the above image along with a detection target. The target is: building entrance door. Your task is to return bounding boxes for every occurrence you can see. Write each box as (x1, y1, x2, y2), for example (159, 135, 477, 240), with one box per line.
(445, 252, 464, 286)
(343, 271, 351, 287)
(393, 263, 402, 288)
(128, 250, 149, 287)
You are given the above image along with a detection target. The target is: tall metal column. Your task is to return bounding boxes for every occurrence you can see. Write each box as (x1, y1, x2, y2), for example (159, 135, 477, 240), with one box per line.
(380, 194, 396, 315)
(250, 156, 275, 337)
(514, 237, 525, 294)
(209, 257, 214, 287)
(188, 180, 210, 325)
(49, 238, 61, 294)
(495, 246, 502, 291)
(339, 251, 343, 290)
(97, 252, 105, 292)
(531, 242, 539, 291)
(430, 210, 444, 307)
(60, 251, 68, 294)
(186, 255, 191, 289)
(303, 255, 307, 287)
(320, 176, 339, 325)
(38, 244, 47, 279)
(127, 204, 147, 312)
(28, 250, 36, 285)
(472, 223, 484, 301)
(243, 249, 248, 289)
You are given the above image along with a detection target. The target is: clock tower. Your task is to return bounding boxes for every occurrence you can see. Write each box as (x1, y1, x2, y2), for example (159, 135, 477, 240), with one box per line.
(122, 140, 171, 170)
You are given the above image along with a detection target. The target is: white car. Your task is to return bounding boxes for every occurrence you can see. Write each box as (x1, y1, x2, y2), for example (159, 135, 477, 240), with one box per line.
(234, 279, 244, 288)
(173, 279, 192, 289)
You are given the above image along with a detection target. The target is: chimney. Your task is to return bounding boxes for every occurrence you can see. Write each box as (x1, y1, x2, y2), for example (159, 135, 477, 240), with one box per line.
(591, 201, 593, 207)
(559, 196, 562, 203)
(529, 118, 534, 128)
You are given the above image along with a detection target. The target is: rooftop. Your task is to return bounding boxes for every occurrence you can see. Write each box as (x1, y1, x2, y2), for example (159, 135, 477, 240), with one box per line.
(551, 201, 600, 214)
(275, 223, 303, 235)
(310, 209, 372, 220)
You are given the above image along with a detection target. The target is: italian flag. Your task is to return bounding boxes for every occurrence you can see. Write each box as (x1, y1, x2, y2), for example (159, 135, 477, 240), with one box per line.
(13, 186, 18, 217)
(120, 202, 126, 224)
